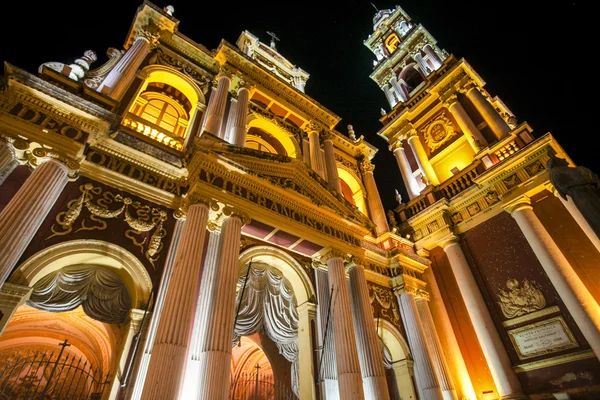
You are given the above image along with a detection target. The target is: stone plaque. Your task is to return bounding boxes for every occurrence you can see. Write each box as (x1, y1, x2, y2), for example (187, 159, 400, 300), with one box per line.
(508, 316, 578, 359)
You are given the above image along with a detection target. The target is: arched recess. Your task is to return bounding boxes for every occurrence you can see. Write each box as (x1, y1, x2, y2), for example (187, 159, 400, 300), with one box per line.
(238, 245, 314, 304)
(245, 114, 300, 159)
(399, 63, 425, 93)
(377, 318, 411, 362)
(337, 166, 367, 215)
(10, 239, 152, 309)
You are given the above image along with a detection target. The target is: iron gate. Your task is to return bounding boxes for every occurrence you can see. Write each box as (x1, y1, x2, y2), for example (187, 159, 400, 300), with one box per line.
(0, 340, 109, 400)
(229, 369, 297, 400)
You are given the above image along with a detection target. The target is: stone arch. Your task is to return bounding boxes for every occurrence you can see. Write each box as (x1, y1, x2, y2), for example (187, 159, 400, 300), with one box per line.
(140, 64, 206, 107)
(377, 318, 411, 362)
(399, 63, 425, 92)
(337, 165, 367, 215)
(245, 114, 301, 159)
(10, 239, 152, 309)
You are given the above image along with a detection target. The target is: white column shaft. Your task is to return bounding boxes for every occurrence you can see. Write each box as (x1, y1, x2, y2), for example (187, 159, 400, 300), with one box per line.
(397, 293, 443, 400)
(390, 76, 408, 102)
(232, 88, 250, 146)
(558, 194, 600, 253)
(416, 298, 457, 400)
(222, 98, 237, 143)
(99, 36, 150, 100)
(414, 53, 431, 76)
(327, 256, 365, 399)
(324, 139, 342, 193)
(315, 268, 339, 400)
(204, 75, 231, 136)
(512, 206, 600, 359)
(465, 88, 510, 140)
(0, 160, 69, 286)
(407, 135, 439, 186)
(298, 303, 317, 400)
(0, 142, 17, 186)
(141, 204, 209, 400)
(393, 146, 421, 199)
(443, 242, 524, 398)
(447, 100, 488, 152)
(349, 266, 389, 400)
(383, 84, 397, 107)
(196, 215, 243, 400)
(363, 170, 390, 236)
(424, 46, 442, 69)
(309, 131, 327, 180)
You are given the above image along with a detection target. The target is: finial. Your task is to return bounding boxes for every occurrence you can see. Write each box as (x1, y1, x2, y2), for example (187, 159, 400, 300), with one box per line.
(164, 5, 175, 16)
(395, 189, 403, 205)
(266, 31, 280, 50)
(347, 124, 357, 141)
(380, 108, 387, 116)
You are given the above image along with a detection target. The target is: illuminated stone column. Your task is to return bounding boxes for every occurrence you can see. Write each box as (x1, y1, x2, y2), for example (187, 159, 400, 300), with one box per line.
(423, 45, 442, 70)
(315, 267, 339, 400)
(195, 210, 247, 400)
(383, 83, 398, 107)
(414, 53, 431, 76)
(222, 97, 237, 143)
(391, 142, 421, 199)
(297, 302, 318, 400)
(0, 141, 17, 186)
(141, 201, 210, 400)
(395, 289, 443, 400)
(203, 73, 231, 136)
(0, 154, 73, 287)
(555, 192, 600, 253)
(181, 227, 221, 399)
(98, 32, 155, 100)
(0, 283, 31, 335)
(360, 158, 390, 236)
(445, 94, 488, 153)
(308, 126, 327, 180)
(415, 297, 457, 400)
(232, 84, 250, 146)
(323, 134, 342, 193)
(423, 268, 476, 400)
(129, 218, 185, 400)
(441, 237, 525, 399)
(407, 133, 439, 186)
(506, 197, 600, 359)
(323, 250, 365, 399)
(390, 75, 408, 102)
(463, 83, 510, 141)
(348, 261, 390, 400)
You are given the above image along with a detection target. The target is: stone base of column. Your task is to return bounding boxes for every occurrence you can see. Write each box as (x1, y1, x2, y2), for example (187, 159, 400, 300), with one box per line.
(338, 371, 364, 399)
(363, 376, 389, 400)
(142, 343, 187, 400)
(422, 387, 445, 400)
(323, 380, 340, 400)
(196, 351, 232, 400)
(442, 389, 458, 400)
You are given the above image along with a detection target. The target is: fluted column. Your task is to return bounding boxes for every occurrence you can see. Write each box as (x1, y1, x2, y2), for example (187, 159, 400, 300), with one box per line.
(222, 98, 237, 143)
(407, 133, 439, 186)
(297, 302, 317, 400)
(415, 297, 457, 400)
(445, 94, 488, 153)
(308, 127, 327, 180)
(315, 268, 339, 400)
(323, 250, 365, 399)
(391, 142, 421, 199)
(98, 33, 154, 100)
(0, 158, 71, 286)
(348, 262, 389, 400)
(414, 53, 431, 76)
(383, 84, 398, 108)
(390, 76, 408, 102)
(203, 73, 231, 136)
(396, 290, 443, 400)
(464, 83, 510, 141)
(195, 210, 246, 400)
(0, 142, 17, 186)
(506, 198, 600, 359)
(424, 268, 476, 400)
(423, 45, 442, 70)
(232, 85, 250, 146)
(141, 202, 210, 400)
(129, 218, 185, 400)
(181, 228, 221, 399)
(360, 159, 390, 236)
(441, 237, 525, 399)
(323, 135, 342, 193)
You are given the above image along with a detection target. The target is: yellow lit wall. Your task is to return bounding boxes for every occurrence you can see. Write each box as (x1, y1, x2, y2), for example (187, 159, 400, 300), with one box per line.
(431, 137, 475, 182)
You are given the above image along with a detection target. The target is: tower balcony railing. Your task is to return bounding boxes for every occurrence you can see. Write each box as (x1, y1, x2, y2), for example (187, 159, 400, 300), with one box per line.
(121, 112, 184, 152)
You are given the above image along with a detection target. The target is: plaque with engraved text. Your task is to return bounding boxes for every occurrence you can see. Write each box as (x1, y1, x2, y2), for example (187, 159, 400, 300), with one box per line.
(508, 316, 578, 359)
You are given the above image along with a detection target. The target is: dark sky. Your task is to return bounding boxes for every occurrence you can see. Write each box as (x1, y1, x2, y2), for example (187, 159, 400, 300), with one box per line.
(1, 1, 592, 213)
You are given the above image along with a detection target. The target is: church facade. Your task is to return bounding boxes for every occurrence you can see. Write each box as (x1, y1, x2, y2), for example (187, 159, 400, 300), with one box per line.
(0, 2, 598, 400)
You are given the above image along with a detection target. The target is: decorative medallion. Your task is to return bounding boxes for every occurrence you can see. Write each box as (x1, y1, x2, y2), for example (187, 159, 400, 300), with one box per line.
(497, 278, 546, 319)
(467, 202, 481, 216)
(422, 115, 458, 153)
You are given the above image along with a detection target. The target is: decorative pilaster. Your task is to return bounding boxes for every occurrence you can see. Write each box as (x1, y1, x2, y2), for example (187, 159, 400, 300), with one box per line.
(141, 200, 211, 400)
(407, 133, 439, 186)
(323, 134, 342, 193)
(322, 249, 364, 399)
(505, 197, 600, 359)
(0, 141, 17, 186)
(315, 267, 339, 400)
(297, 302, 318, 400)
(395, 289, 443, 400)
(0, 152, 76, 287)
(444, 94, 488, 153)
(0, 282, 32, 335)
(463, 83, 510, 141)
(348, 261, 390, 400)
(360, 158, 389, 236)
(415, 297, 458, 400)
(391, 142, 421, 199)
(232, 82, 250, 146)
(203, 72, 231, 136)
(424, 268, 476, 400)
(441, 236, 525, 399)
(98, 31, 157, 100)
(307, 124, 327, 180)
(195, 209, 248, 400)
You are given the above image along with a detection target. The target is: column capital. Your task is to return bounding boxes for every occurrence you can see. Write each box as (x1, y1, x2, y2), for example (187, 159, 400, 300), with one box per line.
(222, 206, 251, 226)
(320, 130, 335, 142)
(503, 195, 532, 215)
(459, 80, 479, 94)
(392, 283, 429, 301)
(216, 69, 233, 80)
(439, 234, 460, 251)
(348, 256, 366, 269)
(129, 308, 147, 331)
(183, 192, 219, 213)
(29, 148, 79, 180)
(320, 248, 346, 264)
(359, 157, 375, 173)
(304, 120, 322, 134)
(389, 140, 405, 152)
(136, 28, 161, 46)
(442, 92, 460, 107)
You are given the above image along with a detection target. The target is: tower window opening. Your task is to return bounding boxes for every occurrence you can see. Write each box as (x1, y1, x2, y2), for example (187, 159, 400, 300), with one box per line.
(400, 64, 425, 94)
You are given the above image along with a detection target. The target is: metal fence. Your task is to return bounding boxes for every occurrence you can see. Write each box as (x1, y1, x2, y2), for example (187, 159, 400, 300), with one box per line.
(0, 340, 109, 400)
(229, 369, 297, 400)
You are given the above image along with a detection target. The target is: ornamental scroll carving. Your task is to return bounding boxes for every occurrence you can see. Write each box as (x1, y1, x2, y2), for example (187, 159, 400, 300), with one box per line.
(422, 115, 458, 153)
(368, 284, 402, 328)
(47, 183, 168, 267)
(497, 278, 546, 319)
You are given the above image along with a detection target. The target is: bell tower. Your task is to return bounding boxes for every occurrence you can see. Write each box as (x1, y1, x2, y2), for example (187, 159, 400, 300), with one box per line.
(365, 6, 530, 200)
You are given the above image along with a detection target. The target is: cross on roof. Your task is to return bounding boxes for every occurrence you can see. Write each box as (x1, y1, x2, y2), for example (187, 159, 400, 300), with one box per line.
(266, 31, 279, 49)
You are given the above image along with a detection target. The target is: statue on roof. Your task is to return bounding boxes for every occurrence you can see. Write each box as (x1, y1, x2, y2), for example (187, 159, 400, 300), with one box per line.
(266, 31, 280, 50)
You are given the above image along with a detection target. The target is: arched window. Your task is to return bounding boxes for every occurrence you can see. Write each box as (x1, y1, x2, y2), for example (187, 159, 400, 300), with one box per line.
(245, 126, 288, 156)
(400, 64, 425, 94)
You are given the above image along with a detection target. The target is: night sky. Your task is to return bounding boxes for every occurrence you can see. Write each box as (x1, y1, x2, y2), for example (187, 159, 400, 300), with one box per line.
(0, 1, 591, 213)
